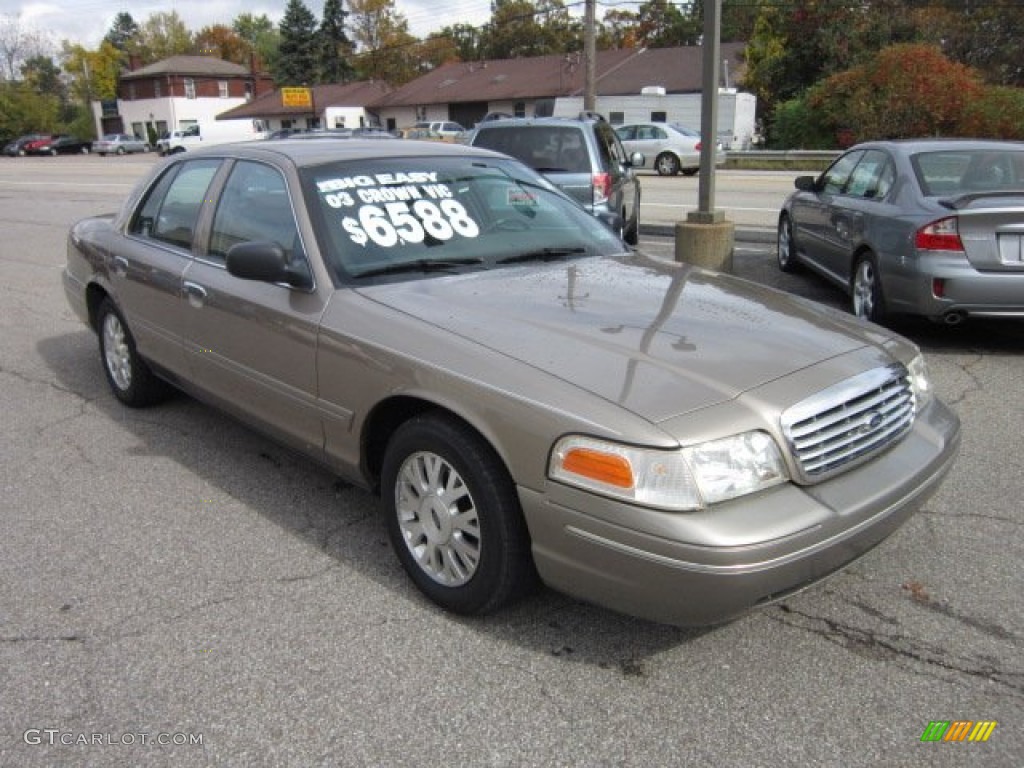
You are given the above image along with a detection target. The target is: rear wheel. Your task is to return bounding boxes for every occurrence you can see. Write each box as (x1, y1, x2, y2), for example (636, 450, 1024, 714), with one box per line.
(777, 215, 799, 273)
(381, 413, 536, 616)
(623, 204, 639, 245)
(851, 254, 887, 323)
(97, 299, 172, 406)
(116, 146, 126, 155)
(655, 152, 680, 176)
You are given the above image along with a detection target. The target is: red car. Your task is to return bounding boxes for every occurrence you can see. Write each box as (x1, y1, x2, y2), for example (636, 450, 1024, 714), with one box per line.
(20, 135, 53, 155)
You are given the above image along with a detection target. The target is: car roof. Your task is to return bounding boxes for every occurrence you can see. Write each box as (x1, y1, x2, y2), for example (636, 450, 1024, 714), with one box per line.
(475, 117, 599, 128)
(852, 138, 1024, 154)
(177, 137, 511, 168)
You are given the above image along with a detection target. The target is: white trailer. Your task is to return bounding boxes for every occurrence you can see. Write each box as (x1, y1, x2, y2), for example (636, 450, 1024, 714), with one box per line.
(553, 90, 758, 150)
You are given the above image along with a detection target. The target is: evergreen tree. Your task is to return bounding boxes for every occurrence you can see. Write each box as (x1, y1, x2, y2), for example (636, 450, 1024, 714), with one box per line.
(318, 0, 356, 83)
(104, 12, 139, 54)
(276, 0, 319, 85)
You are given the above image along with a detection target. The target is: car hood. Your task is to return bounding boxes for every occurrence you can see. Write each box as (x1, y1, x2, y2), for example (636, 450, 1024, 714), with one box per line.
(356, 254, 894, 423)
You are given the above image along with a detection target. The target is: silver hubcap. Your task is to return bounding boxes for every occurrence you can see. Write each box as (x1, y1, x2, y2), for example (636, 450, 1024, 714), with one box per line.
(657, 155, 676, 174)
(395, 451, 480, 586)
(102, 313, 132, 390)
(853, 261, 875, 318)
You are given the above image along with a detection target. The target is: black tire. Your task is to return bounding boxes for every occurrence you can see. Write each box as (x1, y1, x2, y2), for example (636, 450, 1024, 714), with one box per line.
(777, 214, 800, 273)
(623, 209, 639, 245)
(116, 147, 126, 156)
(655, 152, 680, 176)
(96, 299, 172, 407)
(381, 413, 536, 616)
(851, 254, 887, 323)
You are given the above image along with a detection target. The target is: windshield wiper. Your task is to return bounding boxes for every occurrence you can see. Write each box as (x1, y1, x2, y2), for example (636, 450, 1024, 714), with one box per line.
(353, 257, 483, 278)
(497, 247, 586, 265)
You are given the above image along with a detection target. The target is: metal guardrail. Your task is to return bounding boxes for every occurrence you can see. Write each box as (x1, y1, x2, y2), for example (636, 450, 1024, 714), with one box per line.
(724, 149, 840, 170)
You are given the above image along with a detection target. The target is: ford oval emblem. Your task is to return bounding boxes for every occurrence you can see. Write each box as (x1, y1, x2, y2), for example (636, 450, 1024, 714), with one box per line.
(860, 411, 884, 434)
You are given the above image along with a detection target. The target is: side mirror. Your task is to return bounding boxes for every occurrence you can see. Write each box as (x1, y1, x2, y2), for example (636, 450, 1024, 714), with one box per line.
(226, 241, 312, 289)
(795, 175, 818, 192)
(627, 151, 645, 168)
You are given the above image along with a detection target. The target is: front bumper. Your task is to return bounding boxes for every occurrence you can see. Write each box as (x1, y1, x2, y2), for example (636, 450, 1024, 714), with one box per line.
(519, 398, 960, 627)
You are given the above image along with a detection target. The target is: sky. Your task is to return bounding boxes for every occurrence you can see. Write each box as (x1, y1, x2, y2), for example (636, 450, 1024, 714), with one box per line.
(0, 0, 499, 50)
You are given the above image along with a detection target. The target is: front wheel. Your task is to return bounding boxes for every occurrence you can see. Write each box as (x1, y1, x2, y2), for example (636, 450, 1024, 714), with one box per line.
(655, 152, 680, 176)
(116, 146, 126, 156)
(381, 413, 536, 616)
(851, 255, 887, 323)
(97, 299, 172, 406)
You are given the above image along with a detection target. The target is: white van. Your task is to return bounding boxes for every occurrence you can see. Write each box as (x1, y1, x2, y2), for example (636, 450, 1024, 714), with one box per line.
(157, 120, 266, 155)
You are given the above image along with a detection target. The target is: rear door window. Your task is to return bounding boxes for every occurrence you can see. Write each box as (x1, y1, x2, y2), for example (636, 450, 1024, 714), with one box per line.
(129, 159, 221, 250)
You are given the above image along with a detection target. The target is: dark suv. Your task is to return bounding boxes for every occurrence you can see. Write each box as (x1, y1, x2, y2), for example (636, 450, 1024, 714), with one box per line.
(469, 115, 643, 244)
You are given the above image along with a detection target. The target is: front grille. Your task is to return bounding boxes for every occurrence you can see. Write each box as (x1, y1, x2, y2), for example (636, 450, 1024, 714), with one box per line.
(780, 364, 915, 483)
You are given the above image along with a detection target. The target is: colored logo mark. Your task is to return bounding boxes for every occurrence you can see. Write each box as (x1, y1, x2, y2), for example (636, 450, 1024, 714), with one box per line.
(920, 720, 997, 742)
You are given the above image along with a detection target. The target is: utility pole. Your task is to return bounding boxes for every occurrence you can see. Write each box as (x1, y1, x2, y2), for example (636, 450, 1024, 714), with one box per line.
(674, 0, 734, 272)
(583, 0, 596, 111)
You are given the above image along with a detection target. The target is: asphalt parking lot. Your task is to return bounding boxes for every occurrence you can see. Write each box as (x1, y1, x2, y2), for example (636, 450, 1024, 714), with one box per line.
(1, 156, 1022, 767)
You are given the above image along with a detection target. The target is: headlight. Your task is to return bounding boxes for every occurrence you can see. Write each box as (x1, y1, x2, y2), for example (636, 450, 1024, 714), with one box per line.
(907, 354, 932, 410)
(549, 431, 788, 511)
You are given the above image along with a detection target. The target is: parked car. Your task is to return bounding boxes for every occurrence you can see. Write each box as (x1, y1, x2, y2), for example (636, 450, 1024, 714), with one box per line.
(615, 122, 725, 176)
(3, 133, 50, 157)
(27, 135, 92, 155)
(778, 139, 1024, 325)
(92, 133, 149, 156)
(470, 114, 643, 244)
(19, 135, 54, 155)
(62, 139, 959, 627)
(413, 121, 466, 141)
(396, 126, 444, 141)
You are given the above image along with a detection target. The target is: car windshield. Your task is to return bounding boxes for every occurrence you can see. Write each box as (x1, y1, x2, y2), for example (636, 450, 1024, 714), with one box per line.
(911, 148, 1024, 196)
(301, 156, 625, 282)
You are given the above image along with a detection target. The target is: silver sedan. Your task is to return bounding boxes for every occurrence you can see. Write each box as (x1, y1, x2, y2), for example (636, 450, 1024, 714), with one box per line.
(615, 122, 725, 176)
(778, 139, 1024, 325)
(63, 139, 959, 626)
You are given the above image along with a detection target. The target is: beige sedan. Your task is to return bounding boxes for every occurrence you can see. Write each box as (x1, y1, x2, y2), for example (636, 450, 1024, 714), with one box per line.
(62, 140, 960, 626)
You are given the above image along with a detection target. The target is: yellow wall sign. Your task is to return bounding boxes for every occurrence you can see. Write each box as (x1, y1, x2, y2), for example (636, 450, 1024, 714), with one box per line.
(281, 88, 313, 108)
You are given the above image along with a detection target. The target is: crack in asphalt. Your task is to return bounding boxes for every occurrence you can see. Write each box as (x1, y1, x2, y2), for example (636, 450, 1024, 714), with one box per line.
(0, 364, 97, 405)
(929, 351, 984, 407)
(770, 604, 1024, 697)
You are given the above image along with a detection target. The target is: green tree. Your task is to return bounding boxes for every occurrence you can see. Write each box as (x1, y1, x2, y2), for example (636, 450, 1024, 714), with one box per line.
(318, 0, 356, 83)
(20, 54, 62, 97)
(437, 23, 481, 61)
(349, 0, 418, 85)
(634, 0, 699, 48)
(61, 40, 122, 102)
(276, 0, 318, 85)
(479, 0, 578, 59)
(104, 12, 139, 56)
(233, 13, 280, 74)
(135, 12, 194, 64)
(0, 81, 60, 136)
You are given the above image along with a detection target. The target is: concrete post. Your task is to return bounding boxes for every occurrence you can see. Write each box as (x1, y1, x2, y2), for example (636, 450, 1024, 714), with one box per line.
(674, 212, 735, 272)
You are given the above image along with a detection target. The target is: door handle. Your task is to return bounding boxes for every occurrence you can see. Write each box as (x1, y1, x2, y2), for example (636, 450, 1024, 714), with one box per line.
(112, 255, 128, 277)
(183, 281, 208, 307)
